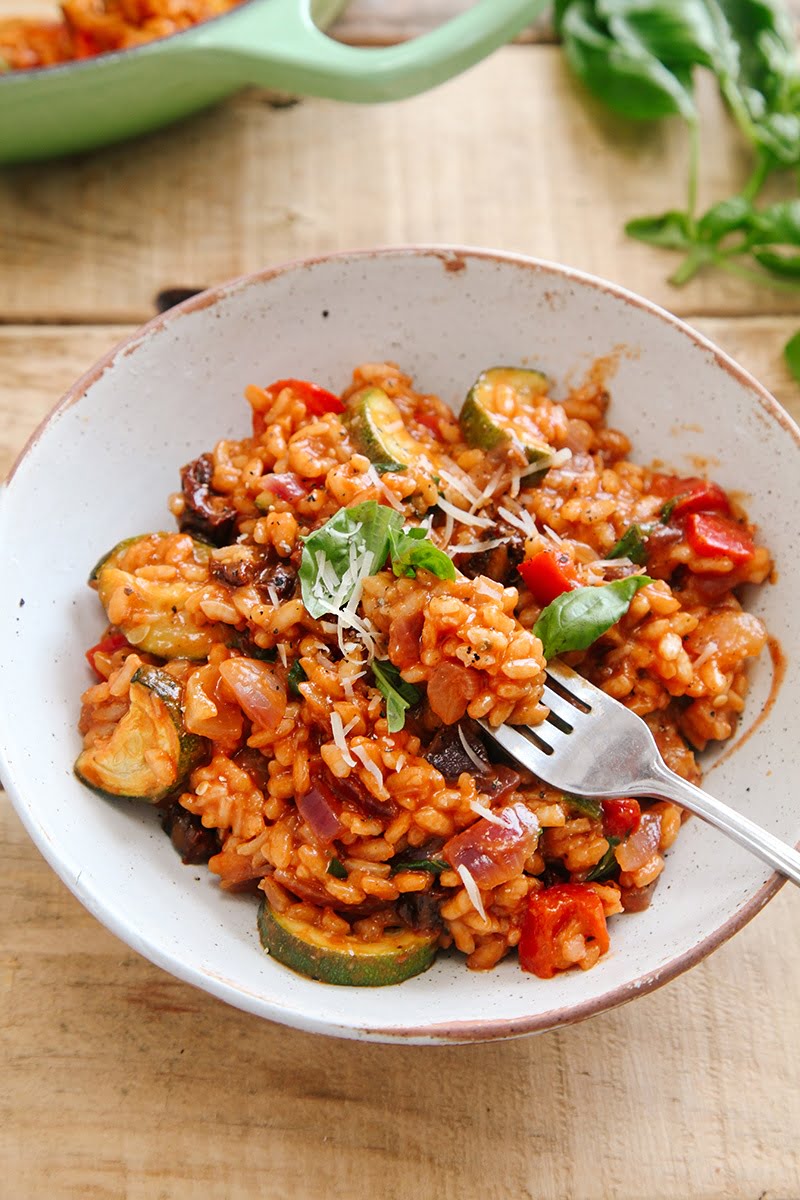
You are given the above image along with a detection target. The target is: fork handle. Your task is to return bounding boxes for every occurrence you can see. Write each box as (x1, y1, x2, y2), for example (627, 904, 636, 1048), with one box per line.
(640, 761, 800, 888)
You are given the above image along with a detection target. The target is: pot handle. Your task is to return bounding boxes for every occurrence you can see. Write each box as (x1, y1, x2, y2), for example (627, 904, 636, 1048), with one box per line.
(202, 0, 545, 102)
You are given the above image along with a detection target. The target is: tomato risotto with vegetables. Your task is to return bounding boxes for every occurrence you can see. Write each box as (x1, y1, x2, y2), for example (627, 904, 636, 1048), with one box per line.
(0, 1, 243, 70)
(75, 363, 771, 984)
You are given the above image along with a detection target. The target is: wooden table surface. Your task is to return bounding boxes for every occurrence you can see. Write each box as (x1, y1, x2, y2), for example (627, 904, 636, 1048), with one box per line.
(2, 5, 800, 1198)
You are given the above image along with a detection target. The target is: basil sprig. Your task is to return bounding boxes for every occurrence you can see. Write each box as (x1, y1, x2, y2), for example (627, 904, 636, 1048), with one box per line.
(371, 660, 422, 733)
(287, 659, 307, 696)
(389, 857, 449, 875)
(299, 500, 454, 618)
(556, 0, 800, 378)
(533, 576, 652, 660)
(607, 523, 652, 565)
(388, 524, 456, 581)
(567, 794, 603, 820)
(585, 837, 622, 882)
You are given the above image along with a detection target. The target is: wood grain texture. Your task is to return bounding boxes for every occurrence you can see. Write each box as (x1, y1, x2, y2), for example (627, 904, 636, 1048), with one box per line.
(1, 799, 799, 1200)
(1, 48, 799, 325)
(329, 0, 555, 45)
(2, 17, 800, 1196)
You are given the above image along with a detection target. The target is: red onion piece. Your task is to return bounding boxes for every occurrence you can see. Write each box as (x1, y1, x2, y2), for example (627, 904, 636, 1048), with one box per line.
(261, 472, 309, 503)
(615, 810, 662, 873)
(297, 782, 345, 845)
(218, 658, 286, 732)
(443, 801, 540, 889)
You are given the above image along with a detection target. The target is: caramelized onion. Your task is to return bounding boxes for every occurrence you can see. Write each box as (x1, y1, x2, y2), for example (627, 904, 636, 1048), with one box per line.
(218, 658, 286, 732)
(615, 810, 662, 873)
(443, 801, 540, 889)
(296, 781, 345, 845)
(427, 662, 480, 725)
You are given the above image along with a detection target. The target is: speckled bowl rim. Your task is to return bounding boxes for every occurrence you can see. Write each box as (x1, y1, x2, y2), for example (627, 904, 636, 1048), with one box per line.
(3, 245, 798, 1043)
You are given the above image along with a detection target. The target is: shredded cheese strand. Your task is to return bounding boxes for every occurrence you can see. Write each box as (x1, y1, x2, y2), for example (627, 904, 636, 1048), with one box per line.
(456, 864, 488, 922)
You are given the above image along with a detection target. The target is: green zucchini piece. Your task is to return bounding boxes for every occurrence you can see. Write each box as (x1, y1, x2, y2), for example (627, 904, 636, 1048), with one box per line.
(89, 535, 147, 583)
(345, 386, 424, 469)
(257, 899, 438, 986)
(93, 533, 231, 660)
(74, 666, 205, 802)
(460, 366, 555, 472)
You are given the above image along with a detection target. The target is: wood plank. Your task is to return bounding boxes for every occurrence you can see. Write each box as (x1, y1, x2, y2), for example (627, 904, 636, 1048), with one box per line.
(1, 49, 799, 325)
(1, 794, 798, 1200)
(329, 0, 555, 45)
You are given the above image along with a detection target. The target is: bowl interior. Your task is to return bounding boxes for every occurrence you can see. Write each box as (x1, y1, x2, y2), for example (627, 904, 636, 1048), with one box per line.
(1, 248, 797, 1043)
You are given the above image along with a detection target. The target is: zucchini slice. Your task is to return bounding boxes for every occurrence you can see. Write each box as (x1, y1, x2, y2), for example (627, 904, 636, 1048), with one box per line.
(460, 366, 556, 471)
(345, 386, 424, 469)
(93, 533, 231, 660)
(89, 535, 145, 583)
(75, 665, 205, 802)
(257, 899, 438, 986)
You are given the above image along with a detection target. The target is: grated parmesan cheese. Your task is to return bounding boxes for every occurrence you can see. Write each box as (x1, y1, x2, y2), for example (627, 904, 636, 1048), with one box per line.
(456, 864, 487, 922)
(436, 496, 495, 529)
(451, 537, 507, 556)
(692, 640, 719, 670)
(470, 465, 506, 513)
(330, 711, 356, 768)
(277, 643, 288, 668)
(457, 724, 489, 774)
(437, 466, 483, 507)
(353, 744, 385, 792)
(342, 670, 366, 700)
(497, 505, 537, 536)
(468, 798, 504, 826)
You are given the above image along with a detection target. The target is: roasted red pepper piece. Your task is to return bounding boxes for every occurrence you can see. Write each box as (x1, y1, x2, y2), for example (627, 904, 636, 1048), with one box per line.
(519, 883, 609, 979)
(653, 475, 731, 518)
(518, 549, 578, 606)
(85, 632, 130, 679)
(685, 513, 755, 564)
(602, 797, 641, 840)
(266, 378, 344, 416)
(253, 379, 344, 436)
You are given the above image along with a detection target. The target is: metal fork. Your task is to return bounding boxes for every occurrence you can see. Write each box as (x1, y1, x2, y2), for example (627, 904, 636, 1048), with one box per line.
(481, 660, 800, 886)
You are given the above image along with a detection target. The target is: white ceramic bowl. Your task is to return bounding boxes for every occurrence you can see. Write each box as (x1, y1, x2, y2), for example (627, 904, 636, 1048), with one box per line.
(1, 247, 797, 1044)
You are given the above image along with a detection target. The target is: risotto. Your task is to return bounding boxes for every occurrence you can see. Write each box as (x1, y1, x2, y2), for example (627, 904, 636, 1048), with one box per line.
(75, 362, 771, 985)
(0, 1, 243, 70)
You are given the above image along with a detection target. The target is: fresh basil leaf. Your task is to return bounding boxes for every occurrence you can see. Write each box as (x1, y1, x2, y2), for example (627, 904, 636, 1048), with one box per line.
(608, 523, 651, 564)
(561, 1, 697, 121)
(660, 496, 682, 522)
(299, 500, 402, 618)
(599, 0, 716, 68)
(374, 461, 407, 475)
(784, 329, 800, 383)
(389, 858, 449, 875)
(371, 659, 421, 734)
(388, 525, 456, 581)
(287, 659, 307, 696)
(327, 857, 348, 879)
(697, 195, 753, 241)
(585, 836, 621, 882)
(625, 210, 694, 249)
(753, 247, 800, 276)
(748, 198, 800, 245)
(534, 576, 653, 660)
(567, 794, 602, 820)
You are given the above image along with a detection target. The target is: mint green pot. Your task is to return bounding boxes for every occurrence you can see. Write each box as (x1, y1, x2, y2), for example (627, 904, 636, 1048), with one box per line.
(0, 0, 546, 164)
